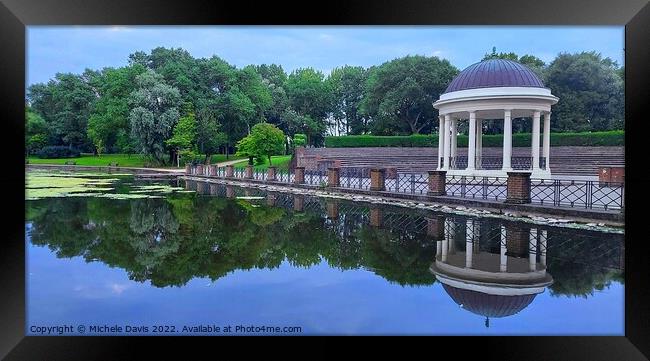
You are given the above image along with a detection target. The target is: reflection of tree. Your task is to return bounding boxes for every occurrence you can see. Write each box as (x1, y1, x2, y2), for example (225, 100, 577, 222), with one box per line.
(356, 225, 437, 286)
(27, 189, 624, 295)
(127, 199, 181, 282)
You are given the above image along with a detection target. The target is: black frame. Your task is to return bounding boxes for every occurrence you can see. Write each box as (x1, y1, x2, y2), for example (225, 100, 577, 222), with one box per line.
(2, 0, 649, 359)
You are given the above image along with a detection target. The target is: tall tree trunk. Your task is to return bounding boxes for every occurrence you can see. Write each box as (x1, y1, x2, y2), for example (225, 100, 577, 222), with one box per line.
(268, 155, 272, 166)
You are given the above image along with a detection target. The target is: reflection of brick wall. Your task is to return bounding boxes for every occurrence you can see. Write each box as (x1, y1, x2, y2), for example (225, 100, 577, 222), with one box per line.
(506, 226, 529, 257)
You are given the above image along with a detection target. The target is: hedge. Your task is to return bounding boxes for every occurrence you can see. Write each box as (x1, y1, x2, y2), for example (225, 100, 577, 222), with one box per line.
(324, 131, 624, 148)
(37, 146, 82, 159)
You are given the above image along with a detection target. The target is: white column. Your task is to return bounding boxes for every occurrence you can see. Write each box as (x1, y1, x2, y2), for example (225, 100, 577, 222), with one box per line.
(476, 119, 482, 168)
(532, 110, 541, 171)
(502, 110, 512, 171)
(465, 220, 474, 268)
(467, 112, 476, 171)
(529, 228, 538, 272)
(540, 229, 547, 267)
(437, 116, 445, 170)
(451, 118, 458, 162)
(543, 112, 551, 170)
(443, 114, 451, 170)
(500, 225, 507, 272)
(436, 241, 442, 258)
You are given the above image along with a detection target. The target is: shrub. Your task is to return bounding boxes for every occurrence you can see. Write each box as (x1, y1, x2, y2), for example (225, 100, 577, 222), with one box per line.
(37, 146, 81, 159)
(324, 131, 624, 148)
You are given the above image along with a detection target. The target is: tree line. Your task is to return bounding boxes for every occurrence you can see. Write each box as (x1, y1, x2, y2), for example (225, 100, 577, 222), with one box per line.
(26, 46, 624, 165)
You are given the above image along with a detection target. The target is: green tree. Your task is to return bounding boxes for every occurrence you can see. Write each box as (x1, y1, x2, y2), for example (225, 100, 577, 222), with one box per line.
(166, 113, 197, 167)
(361, 55, 458, 135)
(285, 68, 333, 145)
(86, 65, 146, 154)
(237, 122, 286, 165)
(482, 47, 547, 80)
(26, 106, 48, 156)
(27, 72, 96, 150)
(546, 52, 624, 132)
(128, 69, 181, 165)
(328, 65, 370, 135)
(195, 108, 228, 164)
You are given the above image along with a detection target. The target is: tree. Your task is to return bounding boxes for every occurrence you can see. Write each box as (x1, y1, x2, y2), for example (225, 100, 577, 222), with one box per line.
(235, 134, 258, 165)
(86, 65, 146, 154)
(128, 69, 181, 165)
(26, 106, 48, 156)
(27, 72, 97, 150)
(195, 108, 228, 164)
(166, 113, 197, 167)
(545, 52, 624, 132)
(237, 123, 286, 165)
(361, 55, 458, 135)
(217, 88, 256, 159)
(285, 68, 333, 145)
(328, 65, 369, 135)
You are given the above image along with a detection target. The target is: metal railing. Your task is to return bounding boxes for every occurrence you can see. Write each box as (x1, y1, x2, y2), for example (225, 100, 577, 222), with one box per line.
(305, 170, 327, 186)
(339, 167, 371, 190)
(386, 173, 429, 194)
(531, 179, 624, 210)
(446, 176, 508, 201)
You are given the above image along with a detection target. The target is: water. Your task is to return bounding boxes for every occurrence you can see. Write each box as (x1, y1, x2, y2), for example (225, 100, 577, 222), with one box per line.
(25, 175, 624, 335)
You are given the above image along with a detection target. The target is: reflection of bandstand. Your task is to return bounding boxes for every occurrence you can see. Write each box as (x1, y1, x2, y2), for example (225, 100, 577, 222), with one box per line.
(430, 219, 553, 327)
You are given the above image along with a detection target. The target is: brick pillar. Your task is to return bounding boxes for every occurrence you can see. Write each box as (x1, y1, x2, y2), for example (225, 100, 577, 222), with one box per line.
(295, 146, 305, 168)
(294, 167, 305, 184)
(369, 206, 383, 227)
(426, 216, 445, 240)
(197, 181, 207, 194)
(506, 172, 532, 204)
(245, 165, 254, 179)
(293, 194, 304, 212)
(196, 165, 204, 176)
(327, 167, 340, 187)
(267, 166, 277, 181)
(225, 185, 235, 198)
(209, 165, 217, 176)
(209, 183, 219, 195)
(370, 168, 386, 191)
(326, 201, 339, 219)
(185, 164, 191, 175)
(428, 170, 447, 196)
(225, 165, 234, 177)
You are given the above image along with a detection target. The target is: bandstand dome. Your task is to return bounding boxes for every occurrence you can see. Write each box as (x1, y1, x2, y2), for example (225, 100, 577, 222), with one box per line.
(441, 283, 537, 319)
(444, 59, 545, 93)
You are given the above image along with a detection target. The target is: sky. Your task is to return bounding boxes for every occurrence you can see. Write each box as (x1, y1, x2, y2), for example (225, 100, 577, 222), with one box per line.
(27, 26, 624, 86)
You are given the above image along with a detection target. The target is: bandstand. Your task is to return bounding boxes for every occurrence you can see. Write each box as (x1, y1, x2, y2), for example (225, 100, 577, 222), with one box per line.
(433, 59, 559, 179)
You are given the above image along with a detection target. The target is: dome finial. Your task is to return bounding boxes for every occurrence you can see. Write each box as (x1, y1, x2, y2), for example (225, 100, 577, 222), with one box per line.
(485, 317, 490, 328)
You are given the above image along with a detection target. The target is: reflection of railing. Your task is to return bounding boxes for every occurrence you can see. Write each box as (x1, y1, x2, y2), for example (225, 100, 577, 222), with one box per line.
(446, 176, 508, 201)
(531, 179, 624, 211)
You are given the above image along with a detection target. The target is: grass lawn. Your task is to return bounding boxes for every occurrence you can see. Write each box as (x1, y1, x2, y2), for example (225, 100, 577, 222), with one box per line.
(27, 154, 152, 167)
(233, 155, 293, 170)
(27, 153, 244, 168)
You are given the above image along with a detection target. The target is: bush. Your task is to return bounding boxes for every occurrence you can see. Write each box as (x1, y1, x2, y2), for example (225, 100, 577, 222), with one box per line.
(37, 146, 81, 159)
(324, 131, 624, 148)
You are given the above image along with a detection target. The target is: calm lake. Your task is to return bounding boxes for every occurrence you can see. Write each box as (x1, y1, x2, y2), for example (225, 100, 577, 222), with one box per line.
(25, 172, 624, 335)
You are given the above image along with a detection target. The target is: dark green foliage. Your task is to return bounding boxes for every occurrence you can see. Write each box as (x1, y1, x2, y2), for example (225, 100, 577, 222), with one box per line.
(37, 145, 81, 158)
(324, 130, 624, 148)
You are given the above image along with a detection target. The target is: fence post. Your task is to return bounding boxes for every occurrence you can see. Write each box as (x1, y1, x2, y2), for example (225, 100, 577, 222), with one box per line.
(243, 165, 253, 179)
(328, 167, 340, 188)
(506, 172, 532, 204)
(294, 167, 305, 184)
(195, 165, 204, 176)
(267, 166, 277, 181)
(428, 170, 447, 196)
(370, 168, 386, 191)
(209, 165, 217, 177)
(225, 165, 234, 177)
(185, 164, 191, 175)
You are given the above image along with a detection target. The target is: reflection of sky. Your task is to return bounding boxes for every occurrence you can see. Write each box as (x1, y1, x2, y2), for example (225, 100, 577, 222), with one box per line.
(26, 242, 624, 335)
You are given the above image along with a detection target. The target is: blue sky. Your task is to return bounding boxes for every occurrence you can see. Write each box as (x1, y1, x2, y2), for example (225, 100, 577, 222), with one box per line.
(27, 26, 624, 86)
